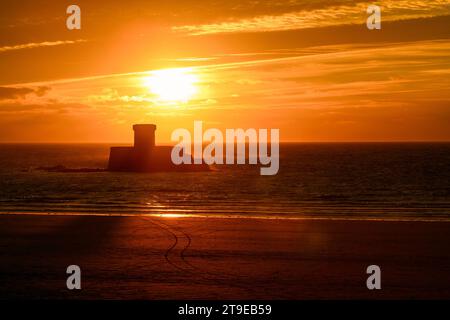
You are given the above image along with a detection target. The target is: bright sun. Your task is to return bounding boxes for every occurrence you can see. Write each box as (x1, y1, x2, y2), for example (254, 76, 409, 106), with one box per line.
(144, 68, 198, 103)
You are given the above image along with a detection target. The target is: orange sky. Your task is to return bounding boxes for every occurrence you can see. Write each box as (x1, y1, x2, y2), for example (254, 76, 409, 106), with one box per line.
(0, 0, 449, 143)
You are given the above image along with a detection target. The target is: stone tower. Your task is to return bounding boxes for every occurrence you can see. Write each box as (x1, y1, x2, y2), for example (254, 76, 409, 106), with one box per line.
(108, 123, 209, 172)
(133, 124, 156, 154)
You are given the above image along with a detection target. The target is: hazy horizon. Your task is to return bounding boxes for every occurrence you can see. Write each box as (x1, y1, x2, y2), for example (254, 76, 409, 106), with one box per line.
(1, 140, 450, 144)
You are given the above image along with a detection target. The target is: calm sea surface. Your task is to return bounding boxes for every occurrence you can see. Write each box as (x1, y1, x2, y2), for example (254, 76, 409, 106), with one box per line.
(0, 143, 449, 220)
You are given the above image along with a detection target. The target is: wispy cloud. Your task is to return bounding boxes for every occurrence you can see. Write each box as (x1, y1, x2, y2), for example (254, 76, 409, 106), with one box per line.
(0, 39, 87, 53)
(0, 86, 50, 100)
(173, 0, 450, 35)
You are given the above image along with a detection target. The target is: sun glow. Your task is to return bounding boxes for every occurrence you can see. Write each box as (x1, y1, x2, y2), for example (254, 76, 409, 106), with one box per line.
(144, 68, 198, 103)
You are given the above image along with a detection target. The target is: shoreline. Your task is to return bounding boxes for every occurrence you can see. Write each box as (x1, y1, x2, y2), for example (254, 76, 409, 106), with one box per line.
(1, 211, 450, 222)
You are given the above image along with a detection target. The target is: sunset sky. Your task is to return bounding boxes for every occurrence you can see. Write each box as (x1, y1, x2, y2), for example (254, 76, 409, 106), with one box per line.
(0, 0, 449, 143)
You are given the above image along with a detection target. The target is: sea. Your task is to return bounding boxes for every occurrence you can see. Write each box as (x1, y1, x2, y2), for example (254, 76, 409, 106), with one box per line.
(0, 143, 449, 220)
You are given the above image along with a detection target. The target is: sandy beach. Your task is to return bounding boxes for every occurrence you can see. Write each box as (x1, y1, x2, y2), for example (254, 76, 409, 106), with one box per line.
(0, 214, 449, 299)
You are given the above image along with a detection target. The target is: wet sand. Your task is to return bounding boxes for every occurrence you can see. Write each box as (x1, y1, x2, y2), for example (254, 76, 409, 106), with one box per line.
(0, 214, 449, 299)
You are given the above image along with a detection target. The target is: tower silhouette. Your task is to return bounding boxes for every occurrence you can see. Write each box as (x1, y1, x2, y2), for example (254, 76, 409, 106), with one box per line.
(108, 124, 208, 172)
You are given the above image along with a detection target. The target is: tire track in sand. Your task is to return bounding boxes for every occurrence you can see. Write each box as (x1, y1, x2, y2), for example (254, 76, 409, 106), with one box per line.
(142, 217, 261, 298)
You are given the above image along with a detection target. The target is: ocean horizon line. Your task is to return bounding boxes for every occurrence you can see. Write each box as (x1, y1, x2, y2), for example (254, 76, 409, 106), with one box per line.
(0, 141, 450, 145)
